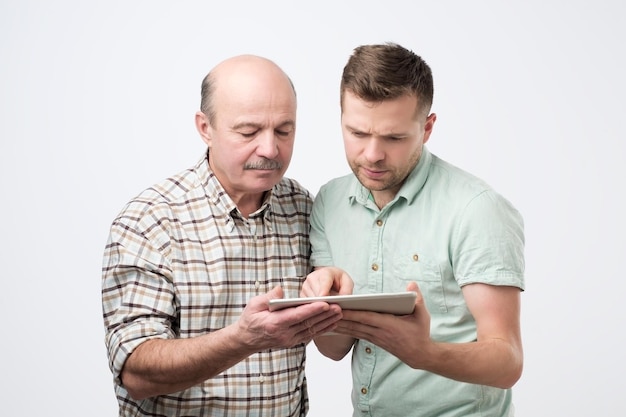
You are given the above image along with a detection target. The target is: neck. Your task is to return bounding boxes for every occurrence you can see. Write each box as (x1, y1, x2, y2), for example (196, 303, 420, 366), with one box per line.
(234, 191, 267, 218)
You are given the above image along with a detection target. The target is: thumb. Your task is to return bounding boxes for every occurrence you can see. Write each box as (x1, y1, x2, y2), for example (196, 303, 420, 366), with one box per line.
(406, 281, 420, 293)
(406, 281, 424, 313)
(268, 285, 284, 300)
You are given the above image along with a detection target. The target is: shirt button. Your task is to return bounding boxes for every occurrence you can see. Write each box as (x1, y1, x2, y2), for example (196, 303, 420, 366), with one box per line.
(361, 387, 368, 395)
(259, 374, 265, 383)
(365, 347, 372, 354)
(376, 219, 383, 227)
(371, 264, 378, 271)
(254, 281, 261, 289)
(413, 253, 419, 262)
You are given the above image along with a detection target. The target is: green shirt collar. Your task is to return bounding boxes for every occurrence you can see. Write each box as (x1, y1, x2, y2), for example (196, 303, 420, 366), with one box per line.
(352, 146, 433, 208)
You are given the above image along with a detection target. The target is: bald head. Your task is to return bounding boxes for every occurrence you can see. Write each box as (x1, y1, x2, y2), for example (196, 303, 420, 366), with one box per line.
(194, 54, 299, 208)
(200, 55, 296, 126)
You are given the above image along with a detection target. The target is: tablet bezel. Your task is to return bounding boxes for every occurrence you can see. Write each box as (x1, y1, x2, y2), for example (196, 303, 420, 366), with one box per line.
(268, 291, 417, 315)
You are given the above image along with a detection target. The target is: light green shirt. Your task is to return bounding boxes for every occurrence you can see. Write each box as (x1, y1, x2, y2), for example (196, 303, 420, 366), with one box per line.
(310, 147, 525, 417)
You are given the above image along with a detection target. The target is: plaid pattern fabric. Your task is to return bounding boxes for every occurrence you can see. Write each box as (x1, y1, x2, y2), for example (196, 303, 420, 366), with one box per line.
(102, 151, 313, 416)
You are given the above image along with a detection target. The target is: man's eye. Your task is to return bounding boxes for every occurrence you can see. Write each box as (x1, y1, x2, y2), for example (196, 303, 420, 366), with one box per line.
(352, 131, 365, 138)
(276, 130, 291, 137)
(240, 131, 257, 138)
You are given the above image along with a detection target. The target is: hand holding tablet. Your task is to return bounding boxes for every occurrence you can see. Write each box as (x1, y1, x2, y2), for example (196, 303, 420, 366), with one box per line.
(268, 291, 417, 315)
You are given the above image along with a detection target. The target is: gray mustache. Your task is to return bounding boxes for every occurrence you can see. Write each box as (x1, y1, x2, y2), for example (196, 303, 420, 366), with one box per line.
(244, 159, 283, 170)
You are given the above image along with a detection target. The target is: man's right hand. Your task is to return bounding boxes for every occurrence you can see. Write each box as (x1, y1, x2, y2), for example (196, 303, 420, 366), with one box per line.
(300, 267, 354, 297)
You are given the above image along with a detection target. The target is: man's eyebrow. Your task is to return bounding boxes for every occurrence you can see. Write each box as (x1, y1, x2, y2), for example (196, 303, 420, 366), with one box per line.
(382, 132, 407, 138)
(344, 124, 407, 138)
(276, 120, 295, 129)
(231, 120, 295, 130)
(344, 123, 362, 132)
(232, 121, 263, 130)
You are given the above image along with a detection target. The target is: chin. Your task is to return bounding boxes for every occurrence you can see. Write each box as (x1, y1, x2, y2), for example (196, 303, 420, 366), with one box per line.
(254, 175, 282, 189)
(355, 172, 383, 188)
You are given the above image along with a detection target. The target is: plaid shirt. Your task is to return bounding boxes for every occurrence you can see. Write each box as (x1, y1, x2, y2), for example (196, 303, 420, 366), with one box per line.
(102, 151, 313, 416)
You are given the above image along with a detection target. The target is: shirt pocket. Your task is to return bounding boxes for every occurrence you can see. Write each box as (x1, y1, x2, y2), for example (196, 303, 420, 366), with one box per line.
(392, 252, 448, 314)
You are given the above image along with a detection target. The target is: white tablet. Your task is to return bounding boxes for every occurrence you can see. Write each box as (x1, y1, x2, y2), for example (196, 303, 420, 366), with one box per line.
(268, 291, 417, 315)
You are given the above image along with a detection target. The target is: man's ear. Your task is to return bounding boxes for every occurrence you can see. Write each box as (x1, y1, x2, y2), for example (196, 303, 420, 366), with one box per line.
(195, 111, 212, 147)
(422, 112, 437, 145)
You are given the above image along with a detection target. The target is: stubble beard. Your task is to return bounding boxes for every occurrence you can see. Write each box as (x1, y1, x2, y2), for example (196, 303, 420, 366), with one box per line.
(350, 148, 422, 192)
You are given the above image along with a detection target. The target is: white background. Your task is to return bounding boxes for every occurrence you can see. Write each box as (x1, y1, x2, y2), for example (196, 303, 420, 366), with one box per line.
(2, 1, 624, 415)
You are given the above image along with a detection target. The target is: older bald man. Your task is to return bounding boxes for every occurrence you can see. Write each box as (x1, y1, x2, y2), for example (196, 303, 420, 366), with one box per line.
(102, 55, 343, 417)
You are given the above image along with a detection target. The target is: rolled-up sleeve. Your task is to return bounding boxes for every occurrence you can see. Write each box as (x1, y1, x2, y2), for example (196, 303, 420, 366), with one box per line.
(101, 213, 176, 383)
(452, 189, 525, 290)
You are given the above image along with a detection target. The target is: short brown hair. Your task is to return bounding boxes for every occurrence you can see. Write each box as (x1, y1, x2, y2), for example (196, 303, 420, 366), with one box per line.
(340, 42, 434, 117)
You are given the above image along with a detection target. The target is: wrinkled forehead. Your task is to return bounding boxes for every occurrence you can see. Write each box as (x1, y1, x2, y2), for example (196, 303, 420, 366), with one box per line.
(211, 67, 296, 126)
(342, 90, 422, 121)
